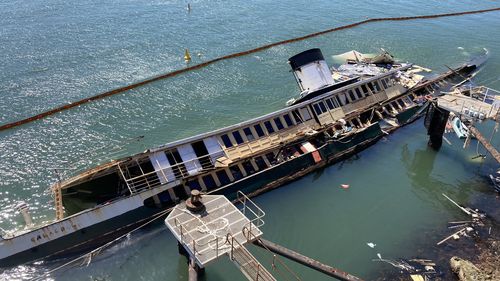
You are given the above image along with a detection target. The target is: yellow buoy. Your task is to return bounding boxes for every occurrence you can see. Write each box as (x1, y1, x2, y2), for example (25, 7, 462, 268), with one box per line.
(184, 49, 191, 62)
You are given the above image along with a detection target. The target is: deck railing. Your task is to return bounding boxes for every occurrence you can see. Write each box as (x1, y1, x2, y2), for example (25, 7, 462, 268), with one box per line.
(118, 151, 223, 194)
(237, 191, 265, 235)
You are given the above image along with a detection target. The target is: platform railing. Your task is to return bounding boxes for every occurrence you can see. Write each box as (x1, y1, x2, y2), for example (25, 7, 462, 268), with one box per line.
(237, 191, 265, 230)
(174, 216, 229, 262)
(118, 150, 224, 194)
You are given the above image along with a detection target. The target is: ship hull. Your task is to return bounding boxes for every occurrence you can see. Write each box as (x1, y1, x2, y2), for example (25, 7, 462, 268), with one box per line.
(0, 206, 159, 267)
(0, 101, 424, 268)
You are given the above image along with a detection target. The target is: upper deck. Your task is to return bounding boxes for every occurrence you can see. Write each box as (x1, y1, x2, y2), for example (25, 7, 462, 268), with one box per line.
(57, 61, 419, 194)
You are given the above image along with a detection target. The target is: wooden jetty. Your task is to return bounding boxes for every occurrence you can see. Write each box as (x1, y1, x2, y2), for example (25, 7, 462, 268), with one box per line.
(165, 191, 363, 281)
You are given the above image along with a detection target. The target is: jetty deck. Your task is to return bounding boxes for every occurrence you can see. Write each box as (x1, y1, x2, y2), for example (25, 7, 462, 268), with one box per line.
(437, 92, 500, 120)
(165, 193, 263, 267)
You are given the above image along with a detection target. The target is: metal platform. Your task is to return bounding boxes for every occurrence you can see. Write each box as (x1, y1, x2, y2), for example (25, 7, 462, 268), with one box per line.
(165, 191, 264, 268)
(436, 87, 500, 121)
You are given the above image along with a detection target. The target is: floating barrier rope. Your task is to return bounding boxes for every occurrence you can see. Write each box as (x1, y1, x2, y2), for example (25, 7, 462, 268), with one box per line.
(2, 7, 500, 132)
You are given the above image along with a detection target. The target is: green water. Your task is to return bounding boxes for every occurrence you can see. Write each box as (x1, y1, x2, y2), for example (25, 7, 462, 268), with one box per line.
(1, 0, 500, 280)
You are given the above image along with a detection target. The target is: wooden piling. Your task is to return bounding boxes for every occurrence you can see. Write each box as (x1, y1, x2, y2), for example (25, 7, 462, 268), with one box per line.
(188, 258, 198, 281)
(253, 238, 363, 281)
(425, 103, 450, 150)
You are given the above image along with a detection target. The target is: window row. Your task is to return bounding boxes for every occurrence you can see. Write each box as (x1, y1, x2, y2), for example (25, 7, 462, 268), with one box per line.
(185, 152, 276, 191)
(220, 107, 313, 148)
(312, 78, 394, 116)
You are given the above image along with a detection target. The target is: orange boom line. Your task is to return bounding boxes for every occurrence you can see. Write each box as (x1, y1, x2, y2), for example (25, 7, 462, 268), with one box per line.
(2, 7, 499, 132)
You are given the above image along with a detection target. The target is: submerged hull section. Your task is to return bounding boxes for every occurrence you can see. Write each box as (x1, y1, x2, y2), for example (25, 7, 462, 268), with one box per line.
(0, 206, 159, 267)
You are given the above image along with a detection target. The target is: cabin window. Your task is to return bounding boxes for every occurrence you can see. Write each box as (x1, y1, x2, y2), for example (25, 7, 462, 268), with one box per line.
(265, 152, 276, 164)
(387, 78, 394, 86)
(332, 97, 340, 107)
(325, 99, 335, 110)
(254, 156, 268, 170)
(283, 114, 294, 127)
(215, 170, 231, 186)
(292, 110, 303, 124)
(229, 165, 243, 180)
(242, 161, 256, 175)
(373, 81, 382, 92)
(351, 118, 360, 128)
(187, 179, 202, 191)
(319, 102, 327, 113)
(405, 96, 413, 105)
(367, 82, 375, 93)
(243, 127, 255, 141)
(348, 90, 357, 101)
(166, 150, 186, 179)
(381, 79, 388, 89)
(335, 96, 342, 106)
(313, 103, 322, 115)
(254, 124, 265, 137)
(220, 134, 233, 148)
(339, 93, 349, 105)
(397, 99, 406, 108)
(299, 107, 312, 121)
(314, 102, 328, 115)
(274, 117, 285, 130)
(355, 88, 363, 99)
(202, 174, 217, 190)
(232, 131, 244, 144)
(361, 84, 369, 95)
(264, 121, 275, 134)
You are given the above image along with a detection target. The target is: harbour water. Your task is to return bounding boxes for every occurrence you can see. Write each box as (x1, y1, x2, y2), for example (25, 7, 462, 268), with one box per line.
(1, 0, 500, 280)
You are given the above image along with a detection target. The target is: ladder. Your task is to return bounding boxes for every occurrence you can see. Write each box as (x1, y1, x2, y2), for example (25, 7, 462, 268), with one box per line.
(228, 235, 276, 281)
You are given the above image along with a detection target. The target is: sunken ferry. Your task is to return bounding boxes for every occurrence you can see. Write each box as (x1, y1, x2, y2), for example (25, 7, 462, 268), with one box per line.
(0, 48, 486, 267)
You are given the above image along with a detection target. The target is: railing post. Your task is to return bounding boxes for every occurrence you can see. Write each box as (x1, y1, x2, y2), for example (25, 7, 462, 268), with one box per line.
(216, 237, 219, 258)
(156, 159, 169, 185)
(180, 224, 183, 243)
(117, 164, 134, 194)
(192, 240, 196, 260)
(256, 264, 260, 281)
(230, 236, 234, 260)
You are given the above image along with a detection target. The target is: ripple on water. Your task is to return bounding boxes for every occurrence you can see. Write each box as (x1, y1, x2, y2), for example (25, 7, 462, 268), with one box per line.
(1, 0, 500, 280)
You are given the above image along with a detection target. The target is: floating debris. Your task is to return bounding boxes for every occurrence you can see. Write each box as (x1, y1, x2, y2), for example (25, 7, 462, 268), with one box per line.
(437, 194, 488, 246)
(373, 253, 442, 279)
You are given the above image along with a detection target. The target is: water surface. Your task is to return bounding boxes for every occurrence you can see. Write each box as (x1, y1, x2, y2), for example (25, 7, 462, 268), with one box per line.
(1, 0, 500, 280)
